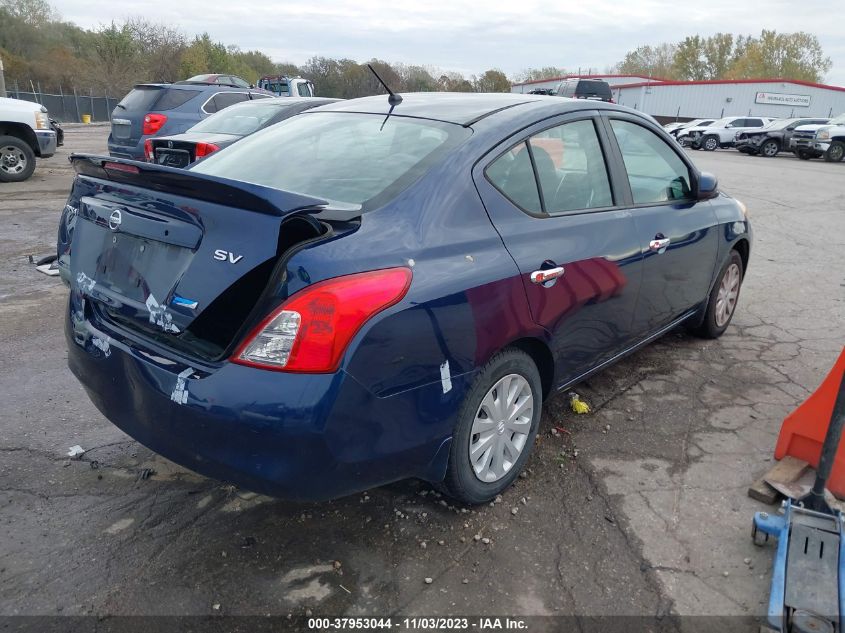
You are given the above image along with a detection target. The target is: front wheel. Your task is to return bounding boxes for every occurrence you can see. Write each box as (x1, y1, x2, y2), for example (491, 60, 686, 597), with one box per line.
(442, 349, 542, 504)
(824, 141, 845, 163)
(760, 140, 780, 157)
(797, 150, 813, 160)
(702, 135, 719, 151)
(689, 250, 744, 339)
(0, 136, 36, 183)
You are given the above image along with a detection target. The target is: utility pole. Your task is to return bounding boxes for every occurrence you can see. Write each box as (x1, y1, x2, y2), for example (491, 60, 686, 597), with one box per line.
(0, 56, 7, 98)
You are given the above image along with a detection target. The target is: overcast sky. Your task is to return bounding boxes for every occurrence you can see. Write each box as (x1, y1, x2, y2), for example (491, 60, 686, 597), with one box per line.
(52, 0, 845, 86)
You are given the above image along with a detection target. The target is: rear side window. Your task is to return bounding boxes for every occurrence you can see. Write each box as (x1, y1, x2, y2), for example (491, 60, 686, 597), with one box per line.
(610, 120, 692, 205)
(486, 144, 542, 213)
(154, 89, 202, 111)
(191, 112, 470, 208)
(746, 118, 764, 127)
(204, 92, 250, 113)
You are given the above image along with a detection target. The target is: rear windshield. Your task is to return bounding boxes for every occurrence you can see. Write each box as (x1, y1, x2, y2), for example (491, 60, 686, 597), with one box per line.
(191, 112, 470, 208)
(189, 102, 289, 135)
(263, 81, 290, 95)
(576, 81, 611, 98)
(116, 87, 200, 112)
(116, 87, 162, 111)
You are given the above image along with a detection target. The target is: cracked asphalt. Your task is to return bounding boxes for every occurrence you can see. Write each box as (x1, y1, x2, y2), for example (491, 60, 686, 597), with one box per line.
(1, 125, 843, 625)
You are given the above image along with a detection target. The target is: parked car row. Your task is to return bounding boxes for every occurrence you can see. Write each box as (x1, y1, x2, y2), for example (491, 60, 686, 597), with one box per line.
(664, 114, 845, 162)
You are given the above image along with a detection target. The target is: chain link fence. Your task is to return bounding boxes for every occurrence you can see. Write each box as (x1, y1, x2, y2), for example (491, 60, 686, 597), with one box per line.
(5, 81, 119, 123)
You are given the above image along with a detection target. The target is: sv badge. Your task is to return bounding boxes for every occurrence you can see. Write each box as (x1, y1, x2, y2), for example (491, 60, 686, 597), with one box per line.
(213, 249, 243, 264)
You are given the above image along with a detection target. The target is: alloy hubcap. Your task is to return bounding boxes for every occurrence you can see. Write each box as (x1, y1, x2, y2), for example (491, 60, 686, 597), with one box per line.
(705, 138, 717, 150)
(763, 142, 778, 156)
(831, 146, 844, 161)
(469, 374, 534, 483)
(715, 263, 741, 327)
(0, 146, 26, 174)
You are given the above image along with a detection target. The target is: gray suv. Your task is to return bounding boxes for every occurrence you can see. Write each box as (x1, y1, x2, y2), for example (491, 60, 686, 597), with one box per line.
(107, 83, 272, 160)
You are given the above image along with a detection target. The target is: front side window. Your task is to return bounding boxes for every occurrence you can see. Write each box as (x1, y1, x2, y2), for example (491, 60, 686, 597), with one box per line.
(192, 112, 469, 208)
(297, 83, 311, 97)
(610, 120, 693, 205)
(528, 119, 613, 213)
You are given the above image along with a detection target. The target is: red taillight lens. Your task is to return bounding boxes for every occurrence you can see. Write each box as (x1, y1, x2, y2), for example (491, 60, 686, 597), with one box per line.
(232, 268, 412, 373)
(194, 142, 220, 158)
(142, 113, 167, 135)
(144, 139, 154, 161)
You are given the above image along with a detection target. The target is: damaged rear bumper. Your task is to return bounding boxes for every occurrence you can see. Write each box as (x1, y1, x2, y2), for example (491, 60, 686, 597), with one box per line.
(65, 305, 460, 501)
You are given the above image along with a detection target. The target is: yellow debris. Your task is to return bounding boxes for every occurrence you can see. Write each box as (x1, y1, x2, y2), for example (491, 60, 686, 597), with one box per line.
(569, 394, 591, 414)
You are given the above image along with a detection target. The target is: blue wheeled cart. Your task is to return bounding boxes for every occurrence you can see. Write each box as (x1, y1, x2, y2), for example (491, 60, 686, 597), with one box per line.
(753, 371, 845, 633)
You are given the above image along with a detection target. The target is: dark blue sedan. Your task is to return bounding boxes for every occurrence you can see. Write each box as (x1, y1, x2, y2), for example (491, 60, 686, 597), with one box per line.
(57, 93, 751, 504)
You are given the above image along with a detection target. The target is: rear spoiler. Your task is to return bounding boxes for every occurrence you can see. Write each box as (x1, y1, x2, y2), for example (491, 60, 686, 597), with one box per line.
(69, 154, 353, 219)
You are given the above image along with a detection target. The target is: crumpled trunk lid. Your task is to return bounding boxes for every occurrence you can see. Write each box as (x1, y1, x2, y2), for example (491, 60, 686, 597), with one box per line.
(58, 155, 332, 359)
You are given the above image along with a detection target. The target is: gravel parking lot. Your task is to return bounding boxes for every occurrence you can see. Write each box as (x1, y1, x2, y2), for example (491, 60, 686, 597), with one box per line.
(1, 125, 843, 625)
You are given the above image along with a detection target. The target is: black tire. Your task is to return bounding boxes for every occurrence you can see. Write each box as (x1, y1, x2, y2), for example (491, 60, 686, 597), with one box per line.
(797, 150, 813, 160)
(760, 139, 780, 158)
(442, 348, 542, 505)
(0, 135, 36, 183)
(702, 135, 719, 151)
(690, 250, 744, 339)
(824, 141, 845, 163)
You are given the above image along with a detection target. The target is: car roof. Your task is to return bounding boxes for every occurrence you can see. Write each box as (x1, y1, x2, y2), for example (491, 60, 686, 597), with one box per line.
(223, 97, 340, 110)
(312, 92, 601, 126)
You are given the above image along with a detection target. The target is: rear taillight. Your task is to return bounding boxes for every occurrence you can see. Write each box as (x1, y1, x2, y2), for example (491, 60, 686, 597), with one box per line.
(194, 142, 220, 158)
(232, 268, 412, 373)
(142, 113, 167, 135)
(144, 139, 154, 161)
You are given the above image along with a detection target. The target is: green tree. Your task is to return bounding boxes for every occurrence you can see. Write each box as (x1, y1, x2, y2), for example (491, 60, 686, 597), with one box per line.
(0, 0, 57, 26)
(703, 33, 737, 79)
(728, 30, 832, 82)
(613, 42, 677, 79)
(673, 35, 707, 80)
(85, 22, 139, 94)
(514, 66, 567, 83)
(475, 69, 510, 92)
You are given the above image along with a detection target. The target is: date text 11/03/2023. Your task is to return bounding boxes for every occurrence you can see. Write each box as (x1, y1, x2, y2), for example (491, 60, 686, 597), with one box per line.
(307, 617, 529, 630)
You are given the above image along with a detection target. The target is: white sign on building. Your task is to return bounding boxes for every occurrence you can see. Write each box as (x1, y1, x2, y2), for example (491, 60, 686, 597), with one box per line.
(755, 92, 812, 107)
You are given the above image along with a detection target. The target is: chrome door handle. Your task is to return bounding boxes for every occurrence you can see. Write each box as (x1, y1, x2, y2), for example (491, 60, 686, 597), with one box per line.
(530, 266, 565, 284)
(649, 238, 670, 252)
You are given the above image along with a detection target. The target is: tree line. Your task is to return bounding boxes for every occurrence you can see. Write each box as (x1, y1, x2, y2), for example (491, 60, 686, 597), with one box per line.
(611, 31, 832, 82)
(0, 0, 511, 97)
(0, 0, 836, 100)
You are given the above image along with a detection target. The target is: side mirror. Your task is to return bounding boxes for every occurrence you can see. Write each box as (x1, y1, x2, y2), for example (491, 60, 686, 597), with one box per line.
(697, 172, 718, 200)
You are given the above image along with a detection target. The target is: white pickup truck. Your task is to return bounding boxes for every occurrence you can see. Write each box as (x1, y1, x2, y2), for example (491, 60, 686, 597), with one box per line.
(789, 112, 845, 162)
(0, 96, 57, 182)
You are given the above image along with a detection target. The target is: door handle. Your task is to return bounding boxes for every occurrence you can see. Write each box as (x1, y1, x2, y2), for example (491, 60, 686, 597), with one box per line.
(649, 237, 670, 252)
(530, 266, 565, 285)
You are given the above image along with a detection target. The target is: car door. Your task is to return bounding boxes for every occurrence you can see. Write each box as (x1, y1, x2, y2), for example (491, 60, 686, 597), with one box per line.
(602, 115, 719, 333)
(474, 112, 644, 384)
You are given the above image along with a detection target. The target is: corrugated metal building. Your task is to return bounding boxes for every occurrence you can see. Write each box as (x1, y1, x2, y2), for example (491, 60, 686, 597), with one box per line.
(511, 75, 845, 122)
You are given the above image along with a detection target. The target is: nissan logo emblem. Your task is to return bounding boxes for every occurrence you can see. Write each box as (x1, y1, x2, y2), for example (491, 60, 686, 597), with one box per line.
(108, 209, 122, 231)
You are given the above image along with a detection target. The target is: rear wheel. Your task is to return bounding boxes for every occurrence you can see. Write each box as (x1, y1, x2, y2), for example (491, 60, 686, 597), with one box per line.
(443, 349, 542, 505)
(0, 136, 36, 183)
(690, 250, 744, 339)
(824, 141, 845, 163)
(760, 139, 780, 157)
(702, 135, 719, 151)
